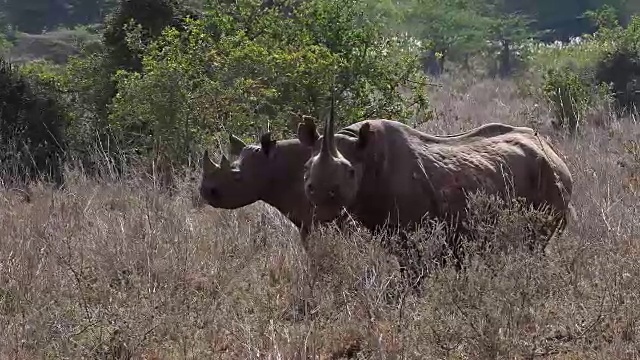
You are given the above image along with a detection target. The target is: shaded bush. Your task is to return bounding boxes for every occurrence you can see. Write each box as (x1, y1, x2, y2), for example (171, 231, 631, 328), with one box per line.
(102, 0, 202, 72)
(0, 58, 66, 185)
(17, 57, 113, 176)
(593, 15, 640, 114)
(595, 49, 640, 113)
(0, 33, 11, 56)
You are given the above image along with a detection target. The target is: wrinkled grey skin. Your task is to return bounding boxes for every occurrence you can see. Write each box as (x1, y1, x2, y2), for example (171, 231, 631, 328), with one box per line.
(200, 118, 336, 250)
(299, 106, 575, 283)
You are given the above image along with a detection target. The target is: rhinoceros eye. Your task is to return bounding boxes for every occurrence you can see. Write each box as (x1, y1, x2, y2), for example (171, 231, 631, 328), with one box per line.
(347, 168, 355, 178)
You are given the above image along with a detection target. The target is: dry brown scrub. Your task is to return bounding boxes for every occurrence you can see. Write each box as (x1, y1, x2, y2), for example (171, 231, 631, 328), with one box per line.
(2, 77, 640, 359)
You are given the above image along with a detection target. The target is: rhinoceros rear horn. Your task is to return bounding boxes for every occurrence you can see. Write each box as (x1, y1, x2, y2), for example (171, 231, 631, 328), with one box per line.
(297, 116, 319, 146)
(260, 132, 276, 156)
(202, 150, 219, 174)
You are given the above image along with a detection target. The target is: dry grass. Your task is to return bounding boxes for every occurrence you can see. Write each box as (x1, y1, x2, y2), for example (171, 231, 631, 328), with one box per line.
(2, 77, 640, 359)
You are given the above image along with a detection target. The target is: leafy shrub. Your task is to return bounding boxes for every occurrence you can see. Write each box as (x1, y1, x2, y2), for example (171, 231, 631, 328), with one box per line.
(0, 58, 66, 185)
(24, 0, 203, 174)
(59, 53, 117, 156)
(67, 0, 204, 157)
(529, 9, 640, 126)
(108, 0, 430, 166)
(542, 66, 592, 131)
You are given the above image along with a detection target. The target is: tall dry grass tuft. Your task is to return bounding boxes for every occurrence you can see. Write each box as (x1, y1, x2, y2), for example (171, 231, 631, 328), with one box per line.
(1, 78, 640, 358)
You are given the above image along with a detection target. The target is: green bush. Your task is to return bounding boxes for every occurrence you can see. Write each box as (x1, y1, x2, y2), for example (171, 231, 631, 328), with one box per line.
(542, 66, 592, 131)
(67, 0, 203, 144)
(25, 0, 203, 174)
(60, 52, 117, 155)
(107, 0, 430, 166)
(0, 58, 66, 185)
(529, 9, 640, 126)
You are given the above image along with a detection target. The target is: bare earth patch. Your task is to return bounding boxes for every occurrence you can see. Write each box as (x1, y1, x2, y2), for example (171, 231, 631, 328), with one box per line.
(1, 78, 640, 359)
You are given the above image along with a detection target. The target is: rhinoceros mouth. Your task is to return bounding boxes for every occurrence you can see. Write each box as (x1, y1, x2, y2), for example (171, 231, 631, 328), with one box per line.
(312, 204, 345, 223)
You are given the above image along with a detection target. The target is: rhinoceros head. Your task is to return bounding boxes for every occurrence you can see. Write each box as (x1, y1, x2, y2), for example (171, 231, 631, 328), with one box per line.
(200, 132, 278, 209)
(298, 94, 368, 222)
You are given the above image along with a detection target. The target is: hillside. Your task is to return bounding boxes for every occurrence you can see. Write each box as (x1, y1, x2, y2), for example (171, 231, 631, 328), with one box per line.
(6, 28, 101, 64)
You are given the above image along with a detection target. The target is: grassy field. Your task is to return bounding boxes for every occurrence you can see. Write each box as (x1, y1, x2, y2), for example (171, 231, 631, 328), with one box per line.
(1, 76, 640, 359)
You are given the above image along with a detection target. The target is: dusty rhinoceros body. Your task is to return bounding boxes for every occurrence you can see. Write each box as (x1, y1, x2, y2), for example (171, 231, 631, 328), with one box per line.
(299, 111, 574, 268)
(324, 120, 570, 229)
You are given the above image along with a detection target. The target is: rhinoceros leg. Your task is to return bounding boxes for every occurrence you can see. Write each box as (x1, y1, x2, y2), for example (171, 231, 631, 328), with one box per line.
(388, 226, 449, 294)
(298, 211, 355, 254)
(396, 231, 427, 292)
(521, 205, 571, 255)
(395, 227, 468, 293)
(537, 208, 570, 251)
(299, 223, 311, 253)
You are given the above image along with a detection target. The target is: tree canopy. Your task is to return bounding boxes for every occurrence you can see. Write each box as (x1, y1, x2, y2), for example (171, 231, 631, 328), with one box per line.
(0, 0, 638, 179)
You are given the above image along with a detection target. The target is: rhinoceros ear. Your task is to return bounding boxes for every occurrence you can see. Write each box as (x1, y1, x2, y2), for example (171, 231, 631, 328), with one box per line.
(228, 133, 246, 157)
(357, 121, 373, 149)
(202, 150, 219, 174)
(297, 116, 319, 147)
(260, 132, 277, 156)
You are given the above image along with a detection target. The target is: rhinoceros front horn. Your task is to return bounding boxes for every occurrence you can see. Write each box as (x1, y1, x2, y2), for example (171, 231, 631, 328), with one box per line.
(220, 153, 231, 171)
(202, 150, 220, 174)
(320, 90, 338, 158)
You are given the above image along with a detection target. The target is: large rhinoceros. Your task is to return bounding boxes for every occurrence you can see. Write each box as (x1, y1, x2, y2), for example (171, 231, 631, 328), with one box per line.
(199, 117, 328, 250)
(297, 101, 575, 280)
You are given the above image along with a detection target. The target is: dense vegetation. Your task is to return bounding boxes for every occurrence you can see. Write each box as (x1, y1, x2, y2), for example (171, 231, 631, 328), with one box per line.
(0, 0, 638, 181)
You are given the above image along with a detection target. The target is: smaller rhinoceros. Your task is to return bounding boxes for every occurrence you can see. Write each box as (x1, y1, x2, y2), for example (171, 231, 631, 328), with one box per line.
(200, 118, 333, 250)
(298, 99, 574, 280)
